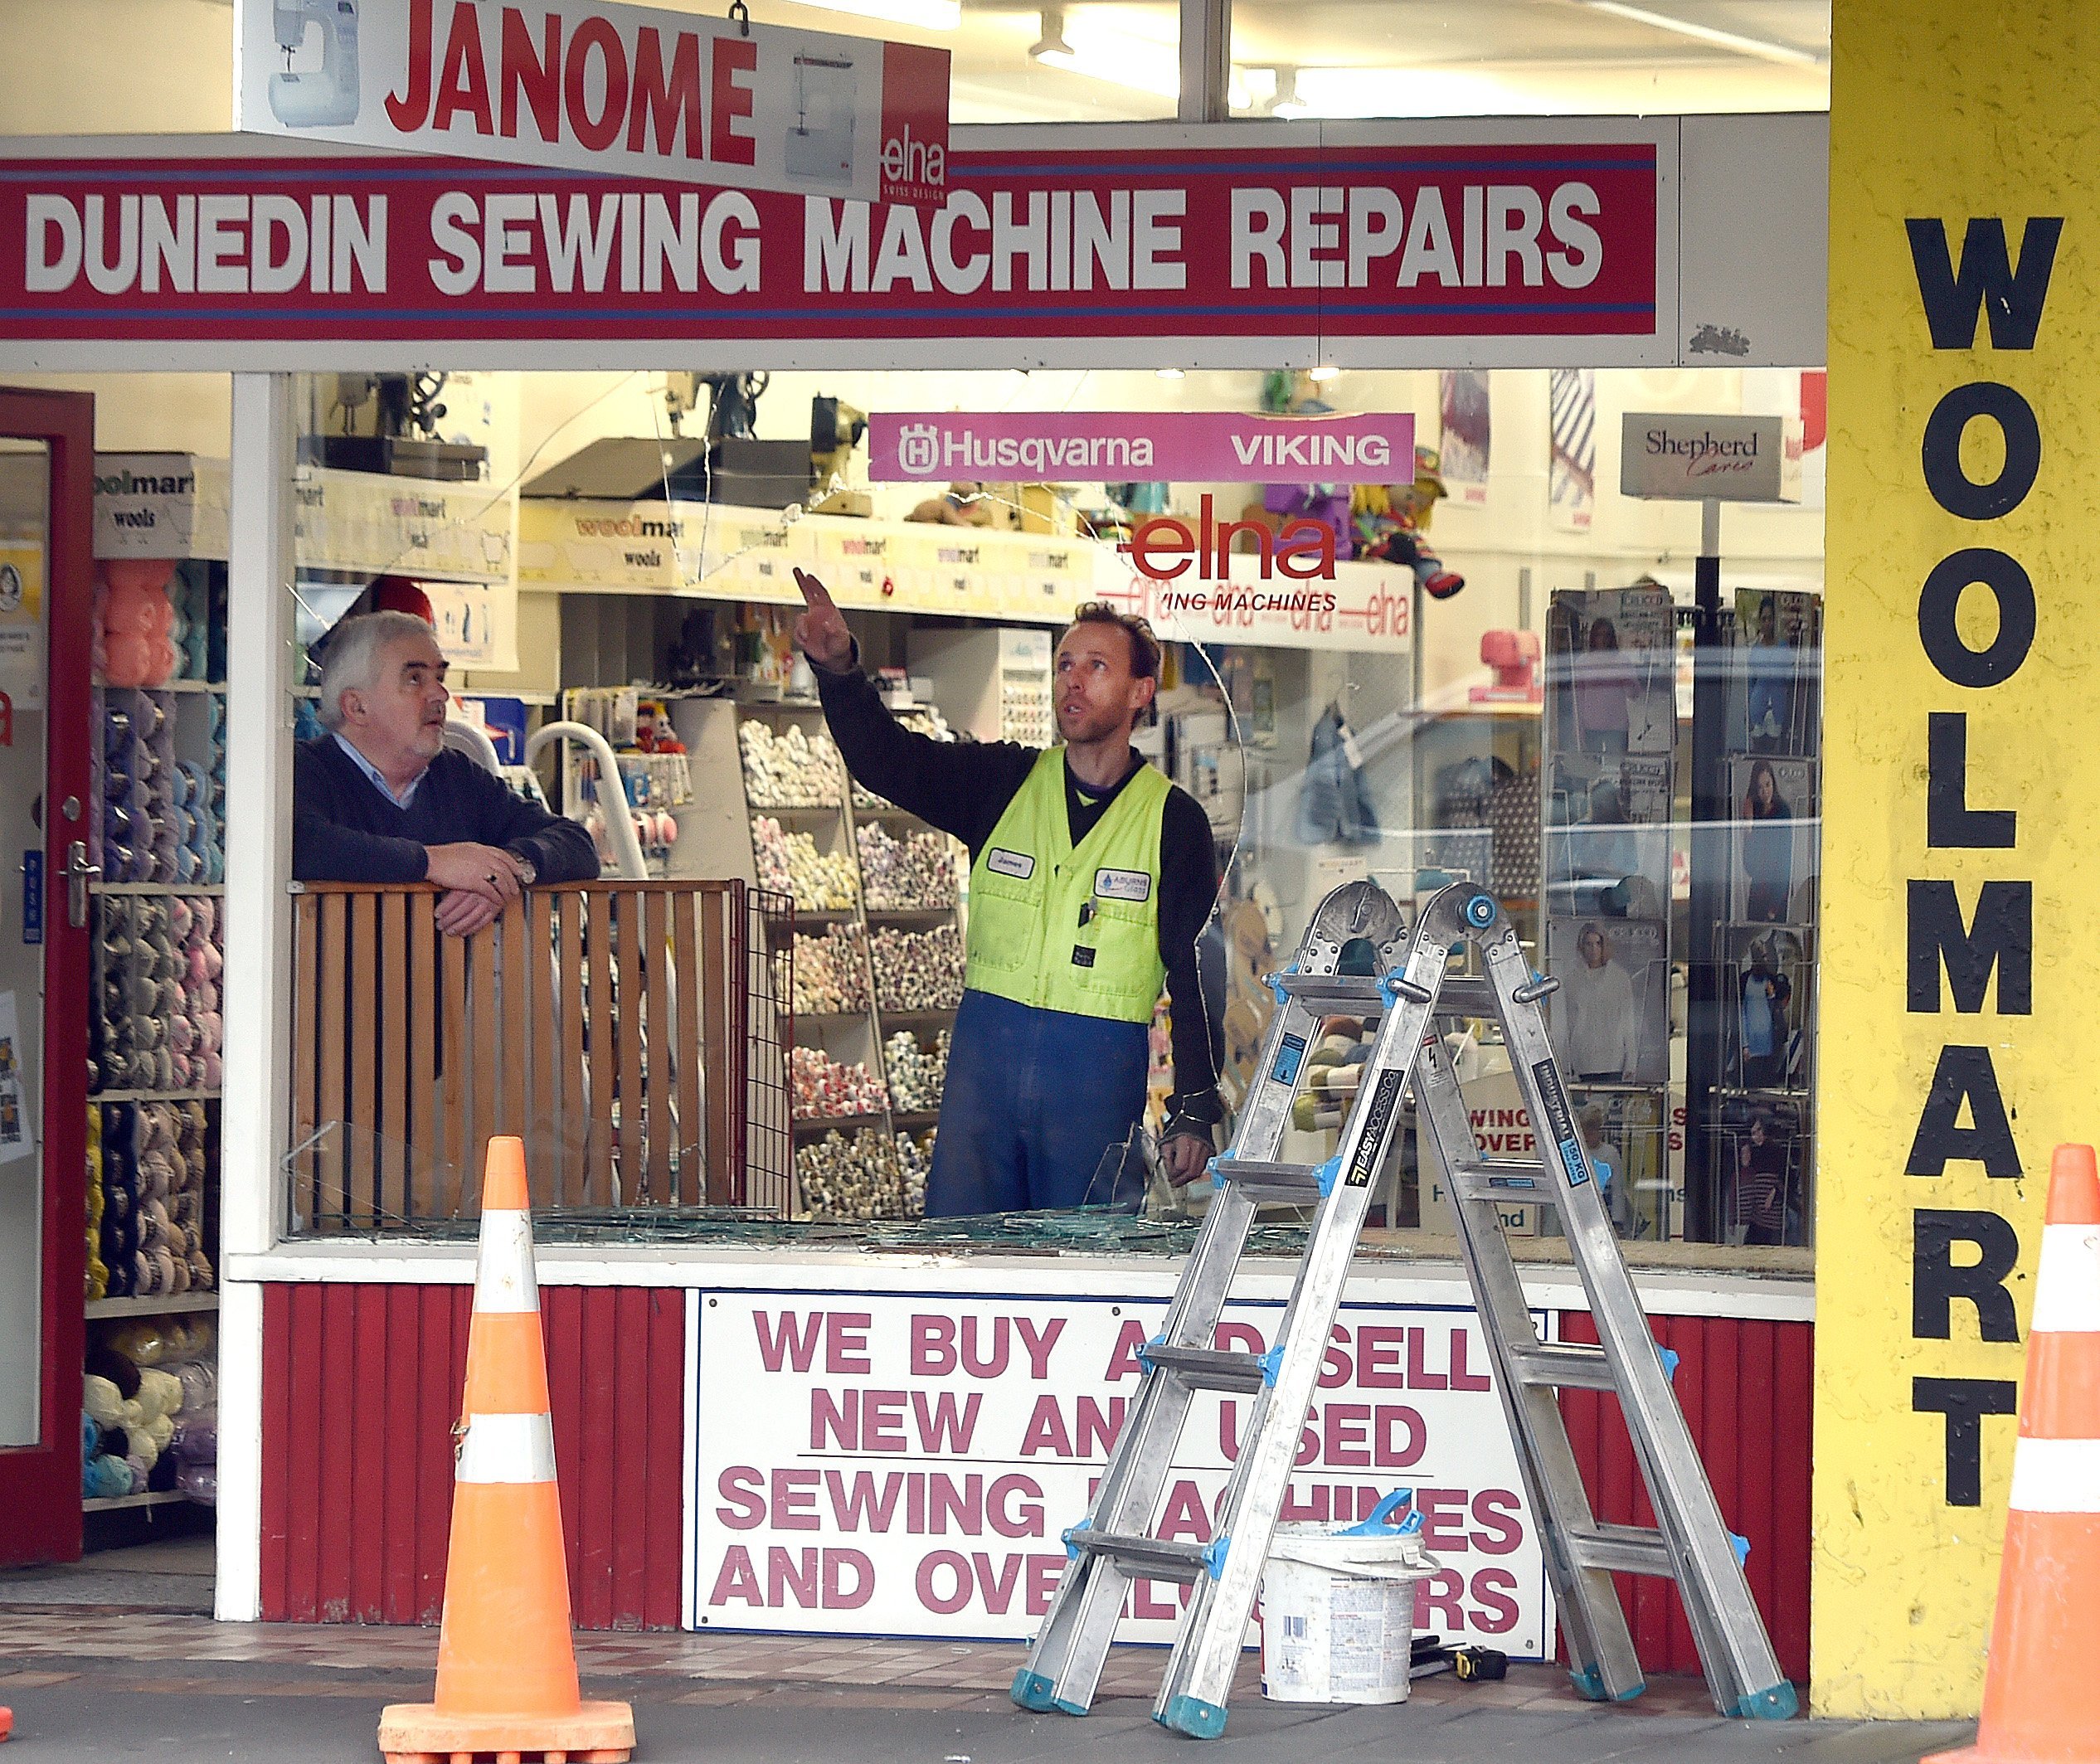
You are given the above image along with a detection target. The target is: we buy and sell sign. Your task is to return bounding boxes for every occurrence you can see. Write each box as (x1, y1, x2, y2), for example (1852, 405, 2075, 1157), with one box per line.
(0, 122, 1671, 368)
(233, 0, 950, 207)
(687, 1288, 1555, 1652)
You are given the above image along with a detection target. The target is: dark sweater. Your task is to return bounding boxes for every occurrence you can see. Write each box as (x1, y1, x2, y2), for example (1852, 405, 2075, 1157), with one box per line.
(293, 736, 602, 886)
(814, 663, 1222, 1119)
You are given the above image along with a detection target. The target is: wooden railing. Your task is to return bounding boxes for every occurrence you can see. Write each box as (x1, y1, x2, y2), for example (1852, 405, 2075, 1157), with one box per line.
(285, 880, 792, 1231)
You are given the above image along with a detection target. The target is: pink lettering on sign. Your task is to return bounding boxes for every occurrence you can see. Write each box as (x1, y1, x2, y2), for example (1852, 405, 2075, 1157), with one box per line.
(694, 1294, 1551, 1656)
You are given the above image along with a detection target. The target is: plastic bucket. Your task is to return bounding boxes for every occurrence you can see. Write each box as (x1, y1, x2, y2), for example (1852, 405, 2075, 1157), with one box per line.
(1259, 1492, 1438, 1706)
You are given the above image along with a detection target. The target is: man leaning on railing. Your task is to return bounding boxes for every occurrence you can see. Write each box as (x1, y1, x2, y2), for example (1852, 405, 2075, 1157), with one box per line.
(292, 610, 600, 935)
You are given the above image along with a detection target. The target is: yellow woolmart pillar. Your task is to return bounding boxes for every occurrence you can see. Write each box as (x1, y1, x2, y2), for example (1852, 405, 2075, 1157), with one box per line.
(1819, 0, 2098, 1723)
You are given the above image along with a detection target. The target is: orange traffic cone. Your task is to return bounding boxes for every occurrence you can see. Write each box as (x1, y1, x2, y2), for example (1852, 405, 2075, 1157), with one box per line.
(1, 1703, 11, 1741)
(378, 1138, 634, 1764)
(1926, 1142, 2100, 1764)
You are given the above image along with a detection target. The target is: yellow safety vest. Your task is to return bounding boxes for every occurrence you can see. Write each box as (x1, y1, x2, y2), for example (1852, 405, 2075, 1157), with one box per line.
(965, 747, 1169, 1024)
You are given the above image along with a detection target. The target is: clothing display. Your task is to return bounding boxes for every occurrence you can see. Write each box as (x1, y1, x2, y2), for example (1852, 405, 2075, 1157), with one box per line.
(1296, 704, 1380, 847)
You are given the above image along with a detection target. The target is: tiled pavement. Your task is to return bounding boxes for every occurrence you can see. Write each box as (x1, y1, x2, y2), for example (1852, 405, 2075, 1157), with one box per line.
(0, 1606, 1972, 1762)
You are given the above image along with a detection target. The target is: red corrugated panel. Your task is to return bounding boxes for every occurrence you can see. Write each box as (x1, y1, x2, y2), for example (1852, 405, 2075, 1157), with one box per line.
(259, 1285, 292, 1622)
(260, 1282, 688, 1630)
(644, 1290, 687, 1628)
(1553, 1309, 1812, 1685)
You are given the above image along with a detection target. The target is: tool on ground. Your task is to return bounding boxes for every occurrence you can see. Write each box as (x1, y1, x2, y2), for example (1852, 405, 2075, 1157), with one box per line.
(377, 1136, 634, 1764)
(1923, 1142, 2100, 1764)
(1014, 880, 1796, 1738)
(1452, 1646, 1509, 1682)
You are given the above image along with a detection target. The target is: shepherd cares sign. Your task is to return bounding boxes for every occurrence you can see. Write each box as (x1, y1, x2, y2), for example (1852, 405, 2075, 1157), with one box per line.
(233, 0, 951, 207)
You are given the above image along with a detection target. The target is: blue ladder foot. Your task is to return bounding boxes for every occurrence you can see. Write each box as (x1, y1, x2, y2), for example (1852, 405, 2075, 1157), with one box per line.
(1157, 1694, 1229, 1738)
(1733, 1681, 1799, 1720)
(1570, 1664, 1645, 1702)
(1012, 1669, 1057, 1713)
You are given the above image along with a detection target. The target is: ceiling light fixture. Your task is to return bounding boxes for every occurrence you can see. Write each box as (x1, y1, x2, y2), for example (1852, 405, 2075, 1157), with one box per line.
(1308, 364, 1340, 383)
(808, 0, 963, 32)
(1028, 7, 1073, 60)
(1029, 8, 1181, 101)
(1580, 1, 1825, 67)
(1156, 367, 1186, 380)
(1268, 66, 1310, 119)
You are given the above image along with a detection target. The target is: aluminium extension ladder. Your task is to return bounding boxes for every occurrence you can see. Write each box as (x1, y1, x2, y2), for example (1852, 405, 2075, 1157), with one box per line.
(1012, 880, 1796, 1738)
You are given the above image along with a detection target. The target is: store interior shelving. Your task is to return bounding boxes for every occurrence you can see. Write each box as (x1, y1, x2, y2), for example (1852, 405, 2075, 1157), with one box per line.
(83, 556, 228, 1521)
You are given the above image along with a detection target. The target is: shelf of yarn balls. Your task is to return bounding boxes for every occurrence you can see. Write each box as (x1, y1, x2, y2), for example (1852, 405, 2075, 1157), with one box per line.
(91, 882, 225, 897)
(85, 1293, 219, 1320)
(84, 1489, 196, 1513)
(791, 1111, 889, 1135)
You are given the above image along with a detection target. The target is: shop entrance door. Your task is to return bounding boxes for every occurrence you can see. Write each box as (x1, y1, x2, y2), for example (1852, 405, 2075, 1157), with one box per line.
(0, 390, 95, 1567)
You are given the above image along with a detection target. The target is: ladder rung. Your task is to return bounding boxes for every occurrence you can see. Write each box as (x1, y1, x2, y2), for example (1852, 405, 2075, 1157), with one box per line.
(1433, 976, 1496, 1014)
(1568, 1523, 1675, 1577)
(1507, 1343, 1618, 1391)
(1274, 973, 1386, 1011)
(1142, 1344, 1269, 1393)
(1067, 1529, 1208, 1583)
(1458, 1159, 1550, 1190)
(1213, 1157, 1325, 1199)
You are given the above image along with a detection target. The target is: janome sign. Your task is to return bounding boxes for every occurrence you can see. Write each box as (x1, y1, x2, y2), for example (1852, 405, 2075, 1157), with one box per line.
(870, 411, 1414, 482)
(233, 0, 950, 207)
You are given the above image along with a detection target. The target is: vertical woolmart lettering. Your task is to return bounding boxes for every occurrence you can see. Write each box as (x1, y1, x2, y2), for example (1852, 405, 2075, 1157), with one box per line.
(1818, 2, 2091, 1720)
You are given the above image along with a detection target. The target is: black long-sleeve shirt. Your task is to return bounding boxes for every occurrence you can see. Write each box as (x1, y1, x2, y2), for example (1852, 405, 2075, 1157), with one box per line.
(293, 736, 602, 885)
(814, 663, 1221, 1116)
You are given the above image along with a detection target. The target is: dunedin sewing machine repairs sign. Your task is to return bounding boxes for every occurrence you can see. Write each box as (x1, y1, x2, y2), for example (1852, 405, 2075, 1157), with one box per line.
(685, 1285, 1553, 1652)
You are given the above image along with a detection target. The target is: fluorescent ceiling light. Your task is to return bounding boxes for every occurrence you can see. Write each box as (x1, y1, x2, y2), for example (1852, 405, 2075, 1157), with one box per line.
(1031, 8, 1180, 101)
(807, 0, 962, 32)
(1308, 363, 1339, 383)
(1579, 1, 1825, 67)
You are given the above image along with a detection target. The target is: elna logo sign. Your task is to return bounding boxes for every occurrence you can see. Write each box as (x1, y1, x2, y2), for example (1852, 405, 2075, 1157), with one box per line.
(233, 0, 951, 208)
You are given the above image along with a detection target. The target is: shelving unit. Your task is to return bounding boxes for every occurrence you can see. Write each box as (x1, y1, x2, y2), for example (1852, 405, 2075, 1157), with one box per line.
(84, 1490, 194, 1514)
(722, 697, 964, 1212)
(84, 549, 227, 1521)
(85, 1293, 220, 1321)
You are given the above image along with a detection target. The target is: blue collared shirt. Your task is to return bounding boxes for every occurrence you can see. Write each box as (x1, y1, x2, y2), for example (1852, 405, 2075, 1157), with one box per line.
(333, 731, 430, 810)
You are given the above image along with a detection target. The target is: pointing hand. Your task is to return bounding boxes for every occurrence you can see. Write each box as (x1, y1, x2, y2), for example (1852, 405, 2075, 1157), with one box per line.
(793, 568, 855, 673)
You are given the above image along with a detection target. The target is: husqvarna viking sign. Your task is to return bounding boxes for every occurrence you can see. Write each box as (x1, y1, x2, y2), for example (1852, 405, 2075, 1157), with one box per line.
(870, 412, 1415, 483)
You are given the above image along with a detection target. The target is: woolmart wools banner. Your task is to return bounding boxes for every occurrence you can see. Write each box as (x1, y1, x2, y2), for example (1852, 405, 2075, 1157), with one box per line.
(1817, 0, 2098, 1720)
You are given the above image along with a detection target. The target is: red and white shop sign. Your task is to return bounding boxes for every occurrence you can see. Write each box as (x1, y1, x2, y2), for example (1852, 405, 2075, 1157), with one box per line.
(0, 122, 1669, 368)
(233, 0, 950, 207)
(686, 1289, 1553, 1652)
(869, 411, 1415, 482)
(1098, 549, 1414, 653)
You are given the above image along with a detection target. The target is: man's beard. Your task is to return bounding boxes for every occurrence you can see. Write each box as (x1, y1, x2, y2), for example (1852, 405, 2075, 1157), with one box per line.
(1058, 703, 1125, 744)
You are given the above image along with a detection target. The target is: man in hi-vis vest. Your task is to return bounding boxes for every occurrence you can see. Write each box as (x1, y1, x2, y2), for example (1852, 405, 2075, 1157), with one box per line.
(794, 569, 1223, 1216)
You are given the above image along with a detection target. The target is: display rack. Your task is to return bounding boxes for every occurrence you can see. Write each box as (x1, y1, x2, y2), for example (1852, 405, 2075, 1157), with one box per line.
(708, 697, 962, 1219)
(82, 518, 231, 1520)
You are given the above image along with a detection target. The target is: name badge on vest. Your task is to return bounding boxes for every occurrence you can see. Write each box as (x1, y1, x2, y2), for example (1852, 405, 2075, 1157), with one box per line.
(986, 848, 1036, 880)
(1093, 867, 1151, 903)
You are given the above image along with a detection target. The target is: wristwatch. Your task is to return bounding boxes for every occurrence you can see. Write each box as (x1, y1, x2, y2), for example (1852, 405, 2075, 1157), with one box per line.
(513, 856, 537, 887)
